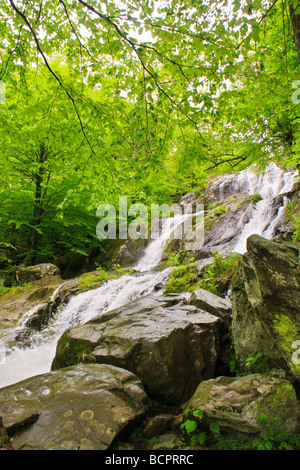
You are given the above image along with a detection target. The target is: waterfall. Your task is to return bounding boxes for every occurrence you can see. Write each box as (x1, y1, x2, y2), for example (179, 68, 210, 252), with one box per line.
(0, 163, 297, 389)
(0, 214, 188, 388)
(232, 163, 297, 254)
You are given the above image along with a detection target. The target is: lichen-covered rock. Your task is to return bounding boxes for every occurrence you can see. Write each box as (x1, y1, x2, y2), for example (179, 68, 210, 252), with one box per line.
(230, 235, 300, 382)
(186, 373, 298, 437)
(15, 263, 60, 284)
(52, 294, 223, 404)
(0, 364, 148, 450)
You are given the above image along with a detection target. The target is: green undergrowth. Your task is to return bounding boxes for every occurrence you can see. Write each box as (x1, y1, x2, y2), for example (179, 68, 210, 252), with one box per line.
(76, 264, 137, 293)
(252, 194, 263, 203)
(164, 250, 241, 297)
(180, 408, 300, 450)
(0, 281, 32, 300)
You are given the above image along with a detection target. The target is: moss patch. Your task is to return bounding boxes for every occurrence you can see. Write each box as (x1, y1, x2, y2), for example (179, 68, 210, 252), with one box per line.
(273, 314, 300, 376)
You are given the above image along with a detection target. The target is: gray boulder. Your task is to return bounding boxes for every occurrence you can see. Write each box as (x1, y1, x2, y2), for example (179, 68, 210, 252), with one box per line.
(0, 363, 148, 450)
(186, 372, 298, 437)
(52, 294, 223, 404)
(16, 263, 60, 284)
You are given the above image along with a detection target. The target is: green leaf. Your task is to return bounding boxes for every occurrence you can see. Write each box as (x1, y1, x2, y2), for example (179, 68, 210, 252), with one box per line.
(181, 419, 198, 434)
(198, 432, 207, 445)
(192, 409, 203, 419)
(209, 422, 220, 434)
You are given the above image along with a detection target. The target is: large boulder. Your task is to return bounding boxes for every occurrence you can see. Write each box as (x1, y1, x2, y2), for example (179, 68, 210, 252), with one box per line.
(0, 364, 148, 450)
(230, 235, 300, 382)
(52, 294, 223, 405)
(186, 372, 299, 437)
(15, 263, 60, 284)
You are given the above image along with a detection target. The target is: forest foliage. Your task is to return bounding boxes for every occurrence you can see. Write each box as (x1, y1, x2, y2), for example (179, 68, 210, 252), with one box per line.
(0, 0, 299, 273)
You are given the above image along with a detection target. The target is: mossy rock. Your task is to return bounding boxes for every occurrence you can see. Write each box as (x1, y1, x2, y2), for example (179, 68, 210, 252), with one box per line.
(186, 372, 299, 438)
(230, 235, 300, 384)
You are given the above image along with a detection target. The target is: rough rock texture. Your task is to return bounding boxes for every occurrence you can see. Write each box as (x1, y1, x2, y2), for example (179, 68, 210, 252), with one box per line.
(275, 181, 300, 240)
(188, 288, 231, 322)
(52, 294, 223, 404)
(204, 173, 237, 203)
(161, 193, 254, 261)
(179, 192, 202, 213)
(186, 373, 299, 437)
(199, 193, 254, 257)
(0, 416, 13, 450)
(110, 238, 148, 267)
(230, 235, 300, 382)
(0, 364, 148, 450)
(15, 263, 60, 284)
(0, 277, 62, 335)
(142, 414, 175, 438)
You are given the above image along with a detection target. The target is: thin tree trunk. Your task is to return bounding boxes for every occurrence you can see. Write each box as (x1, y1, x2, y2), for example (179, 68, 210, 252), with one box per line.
(289, 1, 300, 64)
(30, 144, 47, 260)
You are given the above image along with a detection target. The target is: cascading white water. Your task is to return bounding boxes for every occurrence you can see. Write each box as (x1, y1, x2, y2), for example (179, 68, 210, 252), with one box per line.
(0, 213, 188, 388)
(0, 163, 297, 389)
(232, 163, 297, 254)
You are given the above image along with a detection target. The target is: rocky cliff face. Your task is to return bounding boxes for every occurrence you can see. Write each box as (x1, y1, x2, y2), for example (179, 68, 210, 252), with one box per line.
(230, 234, 300, 384)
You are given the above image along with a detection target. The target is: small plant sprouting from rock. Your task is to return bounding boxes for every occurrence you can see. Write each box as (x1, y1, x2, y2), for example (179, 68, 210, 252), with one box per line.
(229, 346, 270, 376)
(252, 194, 263, 203)
(213, 206, 226, 217)
(164, 250, 241, 296)
(180, 408, 220, 447)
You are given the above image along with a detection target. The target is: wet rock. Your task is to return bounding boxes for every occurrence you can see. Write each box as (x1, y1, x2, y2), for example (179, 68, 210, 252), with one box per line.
(204, 173, 237, 202)
(110, 238, 148, 267)
(0, 281, 62, 334)
(0, 364, 148, 450)
(230, 235, 300, 383)
(188, 288, 231, 322)
(52, 294, 223, 405)
(199, 193, 254, 257)
(161, 193, 254, 260)
(186, 373, 298, 437)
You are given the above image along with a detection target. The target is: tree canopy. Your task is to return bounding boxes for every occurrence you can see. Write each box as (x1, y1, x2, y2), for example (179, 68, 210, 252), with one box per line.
(0, 0, 299, 273)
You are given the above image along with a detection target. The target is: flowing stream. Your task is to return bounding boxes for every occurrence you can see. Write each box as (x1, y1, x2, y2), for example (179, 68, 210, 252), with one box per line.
(0, 163, 297, 389)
